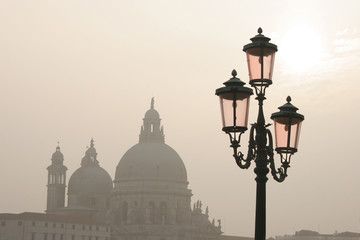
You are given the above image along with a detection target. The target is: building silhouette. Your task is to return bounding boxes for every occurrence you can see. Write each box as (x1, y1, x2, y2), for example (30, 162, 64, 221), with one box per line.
(0, 212, 110, 240)
(41, 99, 222, 240)
(2, 99, 358, 240)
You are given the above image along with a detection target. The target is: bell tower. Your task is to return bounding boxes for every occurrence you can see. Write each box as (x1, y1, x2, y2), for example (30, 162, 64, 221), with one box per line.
(46, 143, 67, 213)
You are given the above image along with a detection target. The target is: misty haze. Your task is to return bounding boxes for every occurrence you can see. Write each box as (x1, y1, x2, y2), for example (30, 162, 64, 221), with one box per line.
(1, 1, 360, 240)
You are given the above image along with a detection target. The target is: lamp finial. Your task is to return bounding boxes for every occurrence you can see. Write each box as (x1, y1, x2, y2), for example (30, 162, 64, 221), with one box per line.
(286, 96, 292, 103)
(231, 69, 237, 77)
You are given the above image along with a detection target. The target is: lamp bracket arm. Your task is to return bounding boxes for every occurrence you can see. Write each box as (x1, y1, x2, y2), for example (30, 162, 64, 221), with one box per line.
(254, 85, 268, 97)
(229, 124, 256, 169)
(266, 129, 289, 182)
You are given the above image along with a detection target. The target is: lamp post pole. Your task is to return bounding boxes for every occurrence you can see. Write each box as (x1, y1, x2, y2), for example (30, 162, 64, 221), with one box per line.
(215, 28, 305, 240)
(254, 93, 269, 240)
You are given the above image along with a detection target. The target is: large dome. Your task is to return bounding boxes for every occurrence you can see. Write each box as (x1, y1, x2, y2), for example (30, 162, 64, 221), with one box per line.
(115, 142, 187, 183)
(68, 165, 113, 195)
(116, 99, 188, 184)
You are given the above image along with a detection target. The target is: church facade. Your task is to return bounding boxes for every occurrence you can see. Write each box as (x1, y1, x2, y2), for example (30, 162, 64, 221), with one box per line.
(45, 99, 222, 240)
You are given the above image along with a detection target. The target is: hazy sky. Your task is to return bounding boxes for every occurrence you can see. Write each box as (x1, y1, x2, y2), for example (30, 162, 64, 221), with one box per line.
(1, 0, 360, 238)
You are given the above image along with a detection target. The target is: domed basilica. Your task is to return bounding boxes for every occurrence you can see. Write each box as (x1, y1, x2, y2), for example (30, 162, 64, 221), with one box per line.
(46, 99, 222, 240)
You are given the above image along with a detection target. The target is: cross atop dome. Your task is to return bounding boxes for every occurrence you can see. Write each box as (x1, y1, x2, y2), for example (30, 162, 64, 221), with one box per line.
(151, 97, 154, 109)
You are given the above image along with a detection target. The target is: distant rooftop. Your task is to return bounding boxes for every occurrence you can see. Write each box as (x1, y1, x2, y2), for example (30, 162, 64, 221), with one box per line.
(0, 212, 107, 226)
(220, 234, 253, 240)
(276, 230, 360, 240)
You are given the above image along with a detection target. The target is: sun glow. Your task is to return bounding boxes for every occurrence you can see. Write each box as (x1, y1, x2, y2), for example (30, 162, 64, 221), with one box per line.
(279, 22, 324, 73)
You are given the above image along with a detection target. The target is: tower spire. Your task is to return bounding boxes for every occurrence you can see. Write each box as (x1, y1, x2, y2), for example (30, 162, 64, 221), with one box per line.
(151, 97, 154, 109)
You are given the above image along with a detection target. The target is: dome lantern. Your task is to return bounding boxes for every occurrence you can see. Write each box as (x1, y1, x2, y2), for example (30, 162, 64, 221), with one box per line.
(139, 98, 165, 143)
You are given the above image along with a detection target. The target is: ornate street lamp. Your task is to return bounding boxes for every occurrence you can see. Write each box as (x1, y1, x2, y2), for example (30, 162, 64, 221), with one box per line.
(216, 69, 253, 134)
(215, 28, 304, 240)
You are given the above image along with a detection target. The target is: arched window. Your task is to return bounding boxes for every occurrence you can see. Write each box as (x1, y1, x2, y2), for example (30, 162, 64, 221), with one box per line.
(160, 202, 167, 223)
(106, 198, 110, 208)
(176, 201, 181, 223)
(149, 201, 155, 223)
(122, 202, 128, 223)
(156, 165, 160, 178)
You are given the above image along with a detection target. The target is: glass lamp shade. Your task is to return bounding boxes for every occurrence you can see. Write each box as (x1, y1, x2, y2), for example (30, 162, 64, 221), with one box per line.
(273, 117, 303, 153)
(245, 47, 276, 86)
(215, 70, 253, 133)
(243, 28, 278, 87)
(271, 96, 304, 154)
(218, 92, 251, 133)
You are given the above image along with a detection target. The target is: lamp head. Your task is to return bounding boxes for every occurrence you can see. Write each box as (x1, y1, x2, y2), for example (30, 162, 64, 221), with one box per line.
(271, 96, 304, 154)
(243, 28, 278, 87)
(215, 70, 253, 133)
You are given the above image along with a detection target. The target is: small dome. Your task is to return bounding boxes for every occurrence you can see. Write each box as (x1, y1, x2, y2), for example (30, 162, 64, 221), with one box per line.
(115, 142, 187, 183)
(68, 165, 113, 195)
(68, 139, 113, 196)
(144, 108, 160, 119)
(144, 98, 160, 119)
(51, 146, 64, 164)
